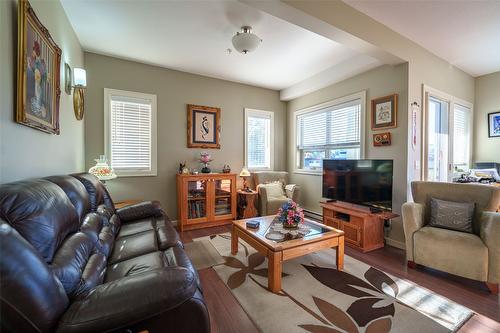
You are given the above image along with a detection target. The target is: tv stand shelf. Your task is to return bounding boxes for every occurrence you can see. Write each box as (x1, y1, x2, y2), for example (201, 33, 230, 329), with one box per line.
(320, 201, 396, 252)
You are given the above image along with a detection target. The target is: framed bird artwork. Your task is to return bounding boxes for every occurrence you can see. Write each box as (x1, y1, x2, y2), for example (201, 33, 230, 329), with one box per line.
(187, 104, 221, 149)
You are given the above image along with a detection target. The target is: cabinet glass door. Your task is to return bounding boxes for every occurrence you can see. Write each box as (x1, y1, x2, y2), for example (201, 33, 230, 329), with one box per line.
(214, 178, 232, 216)
(187, 180, 207, 220)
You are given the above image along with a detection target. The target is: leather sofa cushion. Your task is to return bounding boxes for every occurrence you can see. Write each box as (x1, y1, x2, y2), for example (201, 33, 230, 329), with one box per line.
(71, 173, 115, 213)
(45, 176, 90, 222)
(105, 251, 166, 282)
(117, 219, 154, 238)
(0, 221, 69, 333)
(414, 226, 488, 281)
(0, 179, 80, 262)
(50, 232, 98, 296)
(109, 231, 158, 264)
(156, 217, 183, 249)
(56, 268, 198, 333)
(164, 247, 200, 289)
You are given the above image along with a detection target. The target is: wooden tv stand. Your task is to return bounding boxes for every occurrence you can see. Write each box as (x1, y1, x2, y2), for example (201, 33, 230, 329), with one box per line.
(320, 201, 398, 252)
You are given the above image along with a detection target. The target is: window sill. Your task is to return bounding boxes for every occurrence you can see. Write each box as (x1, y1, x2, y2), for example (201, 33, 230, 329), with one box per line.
(293, 169, 322, 176)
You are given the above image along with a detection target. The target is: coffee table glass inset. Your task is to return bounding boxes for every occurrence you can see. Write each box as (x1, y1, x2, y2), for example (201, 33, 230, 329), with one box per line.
(231, 215, 345, 293)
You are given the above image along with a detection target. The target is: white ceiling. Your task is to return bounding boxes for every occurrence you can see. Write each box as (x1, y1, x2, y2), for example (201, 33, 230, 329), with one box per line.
(344, 0, 500, 77)
(61, 0, 380, 93)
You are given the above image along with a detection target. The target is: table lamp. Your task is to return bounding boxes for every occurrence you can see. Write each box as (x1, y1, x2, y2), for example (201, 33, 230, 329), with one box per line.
(88, 155, 117, 184)
(239, 167, 251, 191)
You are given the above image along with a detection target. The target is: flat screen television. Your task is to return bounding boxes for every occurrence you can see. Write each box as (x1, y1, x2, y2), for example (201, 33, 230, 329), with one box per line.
(322, 159, 393, 211)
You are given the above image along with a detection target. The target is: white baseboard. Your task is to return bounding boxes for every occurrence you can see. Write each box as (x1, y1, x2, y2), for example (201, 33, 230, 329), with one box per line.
(385, 237, 405, 250)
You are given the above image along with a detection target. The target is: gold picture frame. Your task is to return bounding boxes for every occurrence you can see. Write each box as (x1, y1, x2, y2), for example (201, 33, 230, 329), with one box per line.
(371, 94, 398, 131)
(17, 0, 62, 134)
(187, 104, 221, 149)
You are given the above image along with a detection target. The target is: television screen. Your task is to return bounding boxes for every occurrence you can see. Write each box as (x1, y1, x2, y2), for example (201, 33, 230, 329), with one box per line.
(322, 159, 393, 211)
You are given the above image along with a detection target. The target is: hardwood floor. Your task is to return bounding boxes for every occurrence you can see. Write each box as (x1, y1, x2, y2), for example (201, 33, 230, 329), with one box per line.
(179, 226, 500, 333)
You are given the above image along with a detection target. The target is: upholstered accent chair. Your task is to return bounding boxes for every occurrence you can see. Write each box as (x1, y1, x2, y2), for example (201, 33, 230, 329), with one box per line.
(402, 181, 500, 293)
(252, 171, 300, 216)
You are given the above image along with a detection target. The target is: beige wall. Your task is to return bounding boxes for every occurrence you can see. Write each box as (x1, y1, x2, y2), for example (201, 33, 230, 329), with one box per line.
(474, 71, 500, 163)
(84, 52, 286, 218)
(280, 1, 475, 193)
(0, 0, 85, 183)
(287, 64, 408, 246)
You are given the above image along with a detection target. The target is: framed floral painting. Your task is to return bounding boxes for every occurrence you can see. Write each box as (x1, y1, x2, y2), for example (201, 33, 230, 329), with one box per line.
(371, 94, 398, 130)
(187, 104, 221, 149)
(17, 0, 62, 134)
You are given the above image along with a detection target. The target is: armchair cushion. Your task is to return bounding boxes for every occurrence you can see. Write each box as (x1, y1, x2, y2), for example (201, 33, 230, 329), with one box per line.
(260, 182, 285, 199)
(414, 226, 488, 281)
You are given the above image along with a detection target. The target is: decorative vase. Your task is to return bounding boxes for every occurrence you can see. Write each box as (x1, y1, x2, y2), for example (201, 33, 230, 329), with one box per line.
(201, 163, 211, 173)
(282, 220, 300, 229)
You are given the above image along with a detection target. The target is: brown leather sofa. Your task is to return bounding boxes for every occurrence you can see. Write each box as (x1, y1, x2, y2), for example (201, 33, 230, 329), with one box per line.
(0, 173, 210, 333)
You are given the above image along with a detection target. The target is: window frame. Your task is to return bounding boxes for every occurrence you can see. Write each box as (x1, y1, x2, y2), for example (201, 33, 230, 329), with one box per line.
(422, 85, 473, 182)
(293, 91, 366, 175)
(244, 108, 274, 171)
(104, 88, 158, 177)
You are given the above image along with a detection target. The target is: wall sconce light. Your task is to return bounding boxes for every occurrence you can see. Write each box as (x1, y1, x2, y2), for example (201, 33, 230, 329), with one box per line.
(73, 67, 86, 120)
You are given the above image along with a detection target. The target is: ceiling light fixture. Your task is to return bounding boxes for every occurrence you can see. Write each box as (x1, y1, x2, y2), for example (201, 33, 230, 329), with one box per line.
(232, 26, 262, 54)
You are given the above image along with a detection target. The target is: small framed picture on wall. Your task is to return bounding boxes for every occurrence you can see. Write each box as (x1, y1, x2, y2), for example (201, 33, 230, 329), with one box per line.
(371, 94, 398, 130)
(488, 111, 500, 138)
(187, 104, 221, 148)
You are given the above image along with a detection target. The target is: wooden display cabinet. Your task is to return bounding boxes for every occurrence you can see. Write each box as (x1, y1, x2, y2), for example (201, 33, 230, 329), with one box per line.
(177, 173, 237, 231)
(320, 201, 398, 252)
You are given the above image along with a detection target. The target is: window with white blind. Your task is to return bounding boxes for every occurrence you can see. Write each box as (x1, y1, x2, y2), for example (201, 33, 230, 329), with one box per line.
(453, 104, 471, 172)
(245, 109, 274, 170)
(104, 88, 157, 176)
(295, 91, 366, 172)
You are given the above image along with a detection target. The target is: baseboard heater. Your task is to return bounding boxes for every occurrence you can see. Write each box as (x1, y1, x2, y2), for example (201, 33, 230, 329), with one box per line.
(304, 209, 322, 221)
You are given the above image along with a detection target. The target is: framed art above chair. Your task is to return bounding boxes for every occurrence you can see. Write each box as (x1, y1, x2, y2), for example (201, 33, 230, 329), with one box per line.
(187, 104, 221, 149)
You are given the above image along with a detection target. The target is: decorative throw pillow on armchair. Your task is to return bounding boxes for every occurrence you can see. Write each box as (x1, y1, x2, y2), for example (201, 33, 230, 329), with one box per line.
(261, 181, 286, 199)
(429, 198, 475, 233)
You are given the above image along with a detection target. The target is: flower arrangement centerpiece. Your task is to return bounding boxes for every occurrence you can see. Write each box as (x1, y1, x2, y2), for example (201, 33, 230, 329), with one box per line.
(277, 200, 304, 229)
(199, 152, 213, 173)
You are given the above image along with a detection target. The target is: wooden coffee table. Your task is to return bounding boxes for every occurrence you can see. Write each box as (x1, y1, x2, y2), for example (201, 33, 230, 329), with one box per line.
(231, 216, 344, 293)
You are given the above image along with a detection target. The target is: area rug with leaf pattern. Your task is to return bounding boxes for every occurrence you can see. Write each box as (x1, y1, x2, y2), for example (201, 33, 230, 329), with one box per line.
(199, 233, 473, 333)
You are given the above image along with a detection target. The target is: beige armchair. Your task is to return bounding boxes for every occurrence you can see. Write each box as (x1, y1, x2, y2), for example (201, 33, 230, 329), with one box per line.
(252, 171, 300, 216)
(402, 181, 500, 293)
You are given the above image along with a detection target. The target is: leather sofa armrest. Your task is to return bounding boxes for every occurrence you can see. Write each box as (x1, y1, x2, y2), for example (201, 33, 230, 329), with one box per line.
(56, 268, 197, 333)
(116, 200, 164, 223)
(285, 184, 299, 202)
(402, 202, 425, 262)
(479, 211, 500, 283)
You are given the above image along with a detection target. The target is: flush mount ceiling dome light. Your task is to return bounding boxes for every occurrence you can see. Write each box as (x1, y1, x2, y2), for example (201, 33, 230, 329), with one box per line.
(232, 26, 262, 54)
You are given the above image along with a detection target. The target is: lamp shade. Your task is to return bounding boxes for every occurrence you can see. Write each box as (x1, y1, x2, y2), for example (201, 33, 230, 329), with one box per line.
(232, 26, 261, 54)
(88, 155, 117, 181)
(239, 167, 251, 177)
(73, 68, 87, 87)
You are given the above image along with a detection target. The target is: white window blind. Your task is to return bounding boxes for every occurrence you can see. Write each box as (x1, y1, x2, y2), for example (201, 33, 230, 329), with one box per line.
(104, 89, 157, 176)
(297, 99, 361, 149)
(245, 109, 274, 170)
(453, 104, 471, 170)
